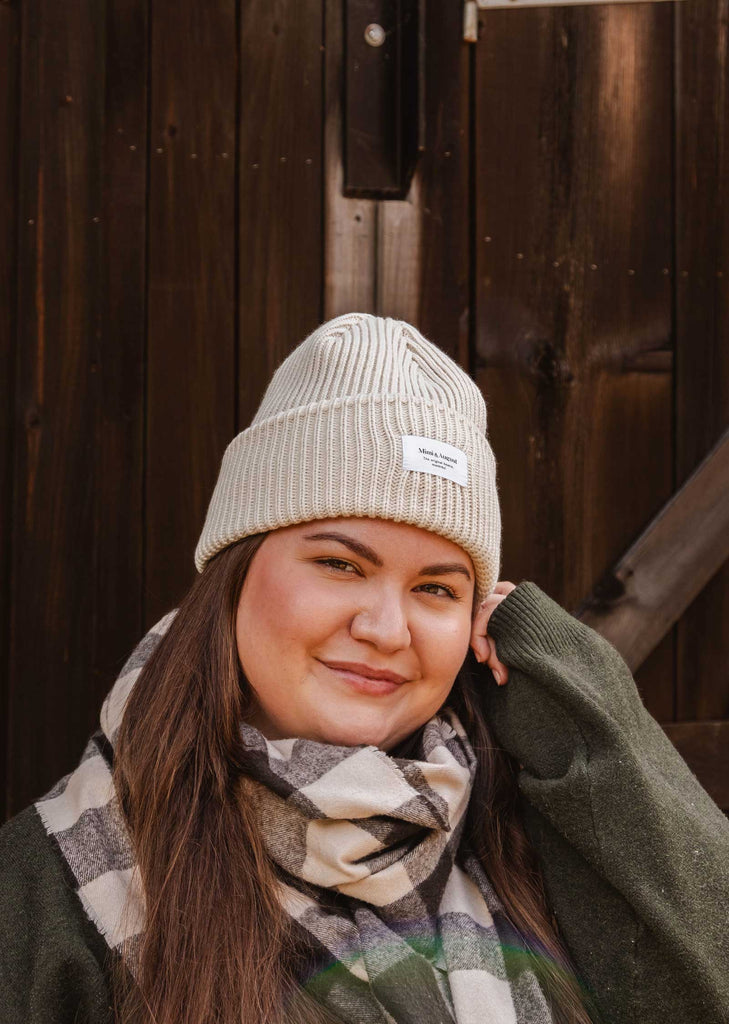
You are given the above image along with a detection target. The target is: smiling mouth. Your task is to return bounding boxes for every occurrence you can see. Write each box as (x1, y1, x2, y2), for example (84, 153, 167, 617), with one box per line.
(319, 661, 407, 696)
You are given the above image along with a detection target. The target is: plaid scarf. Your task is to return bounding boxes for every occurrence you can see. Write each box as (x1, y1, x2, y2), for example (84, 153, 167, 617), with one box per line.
(35, 612, 555, 1024)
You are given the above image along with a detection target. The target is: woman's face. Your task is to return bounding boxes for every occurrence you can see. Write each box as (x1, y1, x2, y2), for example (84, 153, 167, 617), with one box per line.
(235, 517, 476, 751)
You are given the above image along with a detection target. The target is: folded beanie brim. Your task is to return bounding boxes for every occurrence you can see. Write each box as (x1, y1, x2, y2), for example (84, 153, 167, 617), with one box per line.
(194, 392, 500, 602)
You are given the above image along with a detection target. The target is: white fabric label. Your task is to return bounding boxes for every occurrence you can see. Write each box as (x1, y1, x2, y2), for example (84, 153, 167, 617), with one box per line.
(401, 435, 468, 487)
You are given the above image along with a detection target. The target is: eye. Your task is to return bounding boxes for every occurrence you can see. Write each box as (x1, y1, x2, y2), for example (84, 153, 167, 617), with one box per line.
(416, 582, 458, 600)
(315, 557, 361, 575)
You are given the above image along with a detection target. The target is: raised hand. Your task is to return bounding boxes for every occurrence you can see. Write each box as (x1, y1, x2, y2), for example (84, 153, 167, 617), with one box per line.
(469, 581, 517, 686)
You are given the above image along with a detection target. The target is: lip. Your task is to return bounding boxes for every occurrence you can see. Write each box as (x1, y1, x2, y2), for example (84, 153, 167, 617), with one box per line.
(319, 660, 409, 696)
(321, 661, 408, 684)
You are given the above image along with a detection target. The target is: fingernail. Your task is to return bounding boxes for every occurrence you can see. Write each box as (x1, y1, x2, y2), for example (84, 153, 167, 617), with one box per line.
(492, 670, 501, 685)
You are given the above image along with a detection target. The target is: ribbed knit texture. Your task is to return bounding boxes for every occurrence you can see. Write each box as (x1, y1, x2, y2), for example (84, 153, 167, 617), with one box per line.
(194, 313, 501, 600)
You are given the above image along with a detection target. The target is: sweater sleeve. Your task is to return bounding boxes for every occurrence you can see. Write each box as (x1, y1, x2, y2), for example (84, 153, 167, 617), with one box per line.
(0, 805, 115, 1024)
(481, 580, 729, 1024)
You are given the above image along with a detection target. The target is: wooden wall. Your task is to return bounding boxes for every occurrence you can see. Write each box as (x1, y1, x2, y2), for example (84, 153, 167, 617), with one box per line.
(2, 0, 727, 819)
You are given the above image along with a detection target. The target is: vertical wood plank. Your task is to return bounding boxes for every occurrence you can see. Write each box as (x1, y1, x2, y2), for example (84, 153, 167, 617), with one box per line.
(0, 0, 19, 820)
(145, 0, 237, 623)
(9, 0, 108, 813)
(675, 0, 729, 721)
(92, 0, 148, 718)
(377, 180, 422, 326)
(324, 0, 377, 321)
(238, 0, 325, 427)
(379, 0, 470, 365)
(326, 1, 468, 362)
(474, 5, 675, 719)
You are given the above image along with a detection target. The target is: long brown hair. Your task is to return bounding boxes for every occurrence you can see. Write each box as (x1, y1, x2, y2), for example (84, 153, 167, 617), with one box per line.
(112, 535, 600, 1024)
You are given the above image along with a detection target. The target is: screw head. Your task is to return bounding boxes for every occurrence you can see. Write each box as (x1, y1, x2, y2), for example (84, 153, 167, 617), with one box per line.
(364, 23, 386, 47)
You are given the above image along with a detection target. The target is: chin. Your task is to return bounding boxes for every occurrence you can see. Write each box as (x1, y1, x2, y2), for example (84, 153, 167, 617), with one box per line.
(309, 710, 415, 752)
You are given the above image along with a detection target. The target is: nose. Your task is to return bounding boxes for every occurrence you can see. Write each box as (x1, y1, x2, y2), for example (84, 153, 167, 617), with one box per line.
(349, 588, 411, 653)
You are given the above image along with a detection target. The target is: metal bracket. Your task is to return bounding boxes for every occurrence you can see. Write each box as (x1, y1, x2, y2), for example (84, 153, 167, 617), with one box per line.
(343, 0, 425, 199)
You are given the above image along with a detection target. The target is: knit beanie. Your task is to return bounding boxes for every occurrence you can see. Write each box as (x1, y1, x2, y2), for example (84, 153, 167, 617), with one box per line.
(194, 313, 501, 600)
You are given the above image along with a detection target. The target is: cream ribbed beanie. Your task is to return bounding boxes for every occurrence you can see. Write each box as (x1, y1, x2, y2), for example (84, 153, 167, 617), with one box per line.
(194, 313, 501, 600)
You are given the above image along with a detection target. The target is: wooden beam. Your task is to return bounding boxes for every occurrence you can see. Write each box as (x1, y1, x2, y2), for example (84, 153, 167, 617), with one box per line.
(575, 426, 729, 672)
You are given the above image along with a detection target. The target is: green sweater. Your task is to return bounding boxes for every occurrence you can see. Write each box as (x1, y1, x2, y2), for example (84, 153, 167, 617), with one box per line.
(1, 581, 728, 1024)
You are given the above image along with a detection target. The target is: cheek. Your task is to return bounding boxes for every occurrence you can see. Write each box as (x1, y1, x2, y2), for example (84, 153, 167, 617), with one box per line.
(413, 615, 471, 691)
(378, 617, 470, 749)
(236, 563, 346, 681)
(255, 572, 345, 647)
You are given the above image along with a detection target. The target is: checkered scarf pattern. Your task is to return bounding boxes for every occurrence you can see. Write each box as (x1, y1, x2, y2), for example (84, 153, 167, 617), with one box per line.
(35, 613, 554, 1024)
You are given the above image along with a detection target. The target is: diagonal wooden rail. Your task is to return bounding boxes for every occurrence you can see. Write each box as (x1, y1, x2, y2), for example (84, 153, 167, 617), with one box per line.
(572, 426, 729, 809)
(574, 424, 729, 673)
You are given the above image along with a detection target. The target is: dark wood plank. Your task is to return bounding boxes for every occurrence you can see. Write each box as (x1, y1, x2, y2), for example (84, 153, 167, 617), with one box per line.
(576, 427, 729, 672)
(9, 0, 107, 815)
(326, 0, 418, 326)
(325, 0, 467, 364)
(0, 1, 19, 822)
(91, 0, 148, 727)
(473, 3, 675, 720)
(324, 0, 377, 319)
(145, 0, 237, 624)
(375, 0, 469, 352)
(674, 0, 729, 722)
(662, 720, 729, 811)
(238, 0, 325, 429)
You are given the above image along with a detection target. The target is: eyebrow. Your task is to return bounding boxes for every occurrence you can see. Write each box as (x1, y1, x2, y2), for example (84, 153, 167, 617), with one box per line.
(302, 531, 473, 582)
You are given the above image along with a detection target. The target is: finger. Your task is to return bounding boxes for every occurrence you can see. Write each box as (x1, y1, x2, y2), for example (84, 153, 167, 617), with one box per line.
(471, 625, 509, 685)
(470, 630, 492, 665)
(473, 594, 501, 631)
(470, 602, 488, 649)
(487, 655, 509, 686)
(470, 594, 506, 663)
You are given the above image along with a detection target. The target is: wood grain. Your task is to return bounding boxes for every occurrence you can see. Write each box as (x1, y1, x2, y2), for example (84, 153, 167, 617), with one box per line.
(576, 427, 729, 672)
(674, 0, 729, 722)
(0, 0, 19, 821)
(325, 0, 468, 363)
(343, 0, 422, 198)
(324, 0, 377, 319)
(379, 0, 470, 363)
(413, 0, 470, 366)
(145, 0, 237, 624)
(238, 0, 325, 428)
(92, 0, 148, 736)
(473, 3, 675, 720)
(9, 0, 107, 814)
(3, 0, 729, 821)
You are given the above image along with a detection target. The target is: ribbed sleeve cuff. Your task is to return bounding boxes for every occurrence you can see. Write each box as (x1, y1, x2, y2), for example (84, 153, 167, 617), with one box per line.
(486, 581, 591, 662)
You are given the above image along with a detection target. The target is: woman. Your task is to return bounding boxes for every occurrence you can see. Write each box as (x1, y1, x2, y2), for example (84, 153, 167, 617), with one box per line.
(1, 313, 728, 1024)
